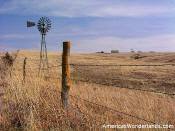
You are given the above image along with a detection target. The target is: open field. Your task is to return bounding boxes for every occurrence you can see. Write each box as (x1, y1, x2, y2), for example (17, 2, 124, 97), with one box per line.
(0, 50, 175, 130)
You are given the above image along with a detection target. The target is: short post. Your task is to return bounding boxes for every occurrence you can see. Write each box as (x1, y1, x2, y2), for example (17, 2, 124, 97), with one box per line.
(61, 41, 71, 108)
(23, 57, 27, 83)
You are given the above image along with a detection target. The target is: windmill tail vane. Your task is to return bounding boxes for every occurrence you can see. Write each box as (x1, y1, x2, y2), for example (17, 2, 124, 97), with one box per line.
(27, 21, 35, 27)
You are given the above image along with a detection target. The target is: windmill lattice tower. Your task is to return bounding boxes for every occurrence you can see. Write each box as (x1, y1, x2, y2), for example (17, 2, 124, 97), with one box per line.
(27, 17, 51, 74)
(38, 17, 51, 74)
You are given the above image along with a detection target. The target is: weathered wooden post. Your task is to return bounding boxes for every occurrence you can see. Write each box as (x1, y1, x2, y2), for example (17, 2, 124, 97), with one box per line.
(23, 57, 27, 83)
(61, 41, 71, 108)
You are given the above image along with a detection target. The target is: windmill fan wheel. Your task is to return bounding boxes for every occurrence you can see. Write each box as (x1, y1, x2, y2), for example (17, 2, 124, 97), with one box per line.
(37, 17, 51, 34)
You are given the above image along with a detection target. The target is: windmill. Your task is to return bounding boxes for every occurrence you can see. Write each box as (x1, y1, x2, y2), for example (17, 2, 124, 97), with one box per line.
(27, 17, 51, 74)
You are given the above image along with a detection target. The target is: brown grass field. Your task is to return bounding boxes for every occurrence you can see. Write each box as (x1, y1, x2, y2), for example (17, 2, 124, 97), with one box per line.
(0, 50, 175, 130)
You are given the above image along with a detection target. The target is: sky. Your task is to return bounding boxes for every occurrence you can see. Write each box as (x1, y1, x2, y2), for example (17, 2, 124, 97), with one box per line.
(0, 0, 175, 53)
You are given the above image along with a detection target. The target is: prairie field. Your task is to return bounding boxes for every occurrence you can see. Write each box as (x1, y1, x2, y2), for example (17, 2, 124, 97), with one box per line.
(0, 50, 175, 130)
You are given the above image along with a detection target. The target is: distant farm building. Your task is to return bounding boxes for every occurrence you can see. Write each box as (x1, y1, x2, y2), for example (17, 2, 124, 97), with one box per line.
(111, 50, 119, 53)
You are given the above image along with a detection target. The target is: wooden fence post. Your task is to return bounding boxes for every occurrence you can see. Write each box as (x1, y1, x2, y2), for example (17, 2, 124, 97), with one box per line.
(61, 41, 71, 108)
(23, 57, 27, 84)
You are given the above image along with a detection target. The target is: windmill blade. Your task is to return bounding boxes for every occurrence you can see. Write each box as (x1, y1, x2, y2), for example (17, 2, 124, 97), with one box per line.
(27, 21, 35, 27)
(37, 17, 51, 34)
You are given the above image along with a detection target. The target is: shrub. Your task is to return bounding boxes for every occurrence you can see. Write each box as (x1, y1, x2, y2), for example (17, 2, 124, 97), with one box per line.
(2, 52, 14, 67)
(131, 53, 147, 59)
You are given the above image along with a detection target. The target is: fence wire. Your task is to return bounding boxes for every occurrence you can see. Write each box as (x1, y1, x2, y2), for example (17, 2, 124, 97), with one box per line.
(12, 62, 175, 96)
(9, 58, 175, 130)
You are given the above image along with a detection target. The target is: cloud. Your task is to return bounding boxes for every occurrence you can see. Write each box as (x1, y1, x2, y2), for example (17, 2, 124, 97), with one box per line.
(87, 6, 174, 17)
(0, 34, 37, 39)
(0, 41, 40, 52)
(0, 45, 17, 52)
(1, 34, 175, 53)
(72, 34, 175, 53)
(0, 0, 174, 17)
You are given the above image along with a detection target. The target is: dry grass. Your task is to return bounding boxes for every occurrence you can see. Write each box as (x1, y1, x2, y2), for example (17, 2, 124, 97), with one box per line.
(0, 50, 175, 130)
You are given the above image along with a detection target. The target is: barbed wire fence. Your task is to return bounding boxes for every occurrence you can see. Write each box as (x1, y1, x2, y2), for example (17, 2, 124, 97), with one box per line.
(11, 68, 159, 126)
(10, 61, 174, 126)
(18, 59, 175, 96)
(12, 58, 175, 97)
(7, 49, 175, 129)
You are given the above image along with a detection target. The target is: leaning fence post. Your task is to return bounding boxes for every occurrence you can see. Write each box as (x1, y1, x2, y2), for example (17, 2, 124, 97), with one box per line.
(61, 41, 71, 108)
(23, 57, 27, 84)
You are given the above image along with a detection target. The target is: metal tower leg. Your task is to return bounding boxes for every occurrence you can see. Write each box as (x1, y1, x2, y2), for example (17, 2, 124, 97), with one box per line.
(38, 34, 49, 75)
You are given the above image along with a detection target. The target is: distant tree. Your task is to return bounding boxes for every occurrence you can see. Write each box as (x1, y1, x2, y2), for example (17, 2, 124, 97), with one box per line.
(96, 51, 104, 53)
